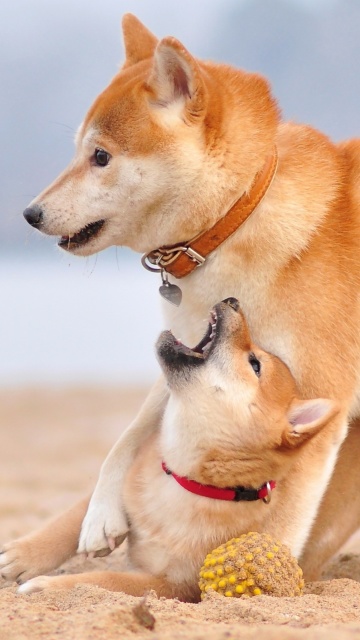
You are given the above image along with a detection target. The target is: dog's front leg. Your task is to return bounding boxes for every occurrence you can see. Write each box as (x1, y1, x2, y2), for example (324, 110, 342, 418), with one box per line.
(18, 570, 190, 600)
(78, 376, 168, 555)
(0, 497, 89, 583)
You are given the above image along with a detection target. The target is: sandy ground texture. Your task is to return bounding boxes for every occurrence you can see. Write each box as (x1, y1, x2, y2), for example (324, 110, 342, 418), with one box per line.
(2, 387, 360, 640)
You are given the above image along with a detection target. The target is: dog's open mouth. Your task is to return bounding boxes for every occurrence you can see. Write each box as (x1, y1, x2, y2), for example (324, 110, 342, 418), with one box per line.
(179, 310, 218, 359)
(58, 219, 105, 250)
(156, 309, 219, 369)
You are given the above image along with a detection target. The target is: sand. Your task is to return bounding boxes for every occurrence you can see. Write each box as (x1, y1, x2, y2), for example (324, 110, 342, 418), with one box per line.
(1, 387, 360, 640)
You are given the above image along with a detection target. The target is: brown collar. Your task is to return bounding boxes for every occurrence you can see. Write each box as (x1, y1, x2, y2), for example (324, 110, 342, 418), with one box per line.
(142, 148, 278, 279)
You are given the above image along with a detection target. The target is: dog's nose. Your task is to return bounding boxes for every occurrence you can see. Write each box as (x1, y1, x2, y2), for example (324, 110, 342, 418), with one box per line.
(223, 297, 240, 311)
(23, 204, 43, 228)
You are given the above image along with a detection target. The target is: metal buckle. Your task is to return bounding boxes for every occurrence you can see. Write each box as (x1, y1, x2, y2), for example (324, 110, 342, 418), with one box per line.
(141, 245, 205, 273)
(262, 482, 272, 504)
(183, 246, 206, 266)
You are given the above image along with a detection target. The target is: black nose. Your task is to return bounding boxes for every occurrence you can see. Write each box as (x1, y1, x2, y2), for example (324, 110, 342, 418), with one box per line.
(23, 204, 43, 228)
(223, 297, 240, 311)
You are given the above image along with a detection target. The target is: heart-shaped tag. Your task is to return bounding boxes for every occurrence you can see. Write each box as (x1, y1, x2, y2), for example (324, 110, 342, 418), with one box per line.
(159, 282, 182, 306)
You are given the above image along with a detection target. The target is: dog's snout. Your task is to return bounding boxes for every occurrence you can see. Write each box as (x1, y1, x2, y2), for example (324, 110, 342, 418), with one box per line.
(23, 204, 43, 228)
(222, 297, 240, 312)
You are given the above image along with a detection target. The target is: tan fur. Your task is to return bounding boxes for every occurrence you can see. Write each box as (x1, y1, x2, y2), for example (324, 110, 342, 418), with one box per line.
(300, 421, 360, 580)
(0, 498, 89, 584)
(10, 14, 360, 579)
(7, 302, 339, 597)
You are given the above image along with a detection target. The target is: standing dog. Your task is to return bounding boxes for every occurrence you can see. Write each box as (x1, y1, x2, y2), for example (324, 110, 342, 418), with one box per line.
(15, 299, 337, 598)
(3, 14, 360, 580)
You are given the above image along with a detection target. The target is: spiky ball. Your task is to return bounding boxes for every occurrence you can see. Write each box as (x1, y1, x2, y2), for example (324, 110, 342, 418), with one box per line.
(199, 532, 304, 599)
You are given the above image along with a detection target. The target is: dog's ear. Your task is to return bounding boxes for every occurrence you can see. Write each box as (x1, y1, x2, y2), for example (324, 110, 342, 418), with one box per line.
(147, 37, 208, 123)
(121, 14, 158, 68)
(283, 398, 339, 447)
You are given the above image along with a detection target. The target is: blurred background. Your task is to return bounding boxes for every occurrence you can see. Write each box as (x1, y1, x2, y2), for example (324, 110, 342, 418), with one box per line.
(1, 0, 360, 387)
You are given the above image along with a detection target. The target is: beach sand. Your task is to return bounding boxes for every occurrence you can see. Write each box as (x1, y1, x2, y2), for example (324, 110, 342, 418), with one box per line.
(1, 386, 360, 640)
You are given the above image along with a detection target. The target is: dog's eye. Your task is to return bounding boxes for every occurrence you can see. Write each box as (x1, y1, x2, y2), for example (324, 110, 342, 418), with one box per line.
(94, 148, 111, 167)
(249, 353, 261, 377)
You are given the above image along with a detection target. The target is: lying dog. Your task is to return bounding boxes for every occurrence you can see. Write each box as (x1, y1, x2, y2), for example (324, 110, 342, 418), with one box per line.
(14, 299, 337, 598)
(10, 14, 360, 578)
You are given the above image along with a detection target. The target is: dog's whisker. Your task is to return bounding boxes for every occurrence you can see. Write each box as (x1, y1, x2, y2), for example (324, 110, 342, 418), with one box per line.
(115, 247, 121, 272)
(49, 120, 76, 133)
(84, 253, 98, 278)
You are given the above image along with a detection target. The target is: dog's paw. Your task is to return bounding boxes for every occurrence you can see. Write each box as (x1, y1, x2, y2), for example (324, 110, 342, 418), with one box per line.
(0, 539, 47, 583)
(18, 575, 56, 594)
(77, 503, 128, 555)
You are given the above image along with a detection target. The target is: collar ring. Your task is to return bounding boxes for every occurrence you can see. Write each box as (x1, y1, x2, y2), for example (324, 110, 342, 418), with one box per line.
(262, 481, 272, 504)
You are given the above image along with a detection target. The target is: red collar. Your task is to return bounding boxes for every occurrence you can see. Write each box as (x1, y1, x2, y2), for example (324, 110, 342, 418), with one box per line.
(162, 462, 276, 504)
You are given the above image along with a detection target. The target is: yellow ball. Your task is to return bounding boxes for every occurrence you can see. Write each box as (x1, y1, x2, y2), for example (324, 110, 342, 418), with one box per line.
(198, 532, 304, 600)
